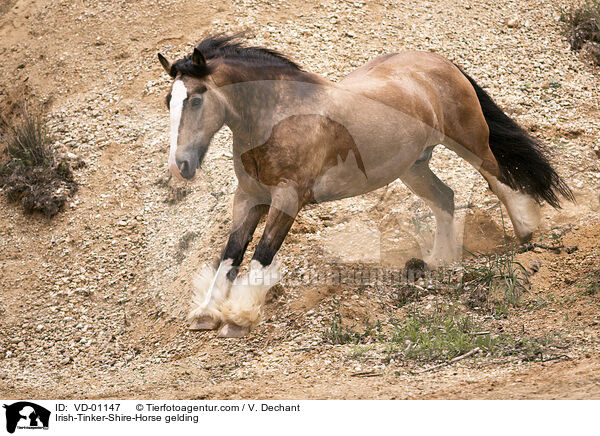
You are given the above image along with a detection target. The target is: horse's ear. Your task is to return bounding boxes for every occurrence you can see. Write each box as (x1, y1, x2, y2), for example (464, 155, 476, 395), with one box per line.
(192, 48, 206, 68)
(157, 53, 174, 77)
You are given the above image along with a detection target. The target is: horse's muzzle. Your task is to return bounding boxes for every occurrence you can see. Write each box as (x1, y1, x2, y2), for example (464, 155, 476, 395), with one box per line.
(178, 159, 198, 180)
(170, 142, 208, 181)
(170, 156, 197, 181)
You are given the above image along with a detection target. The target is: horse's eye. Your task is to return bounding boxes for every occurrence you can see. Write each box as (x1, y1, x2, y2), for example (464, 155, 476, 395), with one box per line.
(190, 97, 203, 108)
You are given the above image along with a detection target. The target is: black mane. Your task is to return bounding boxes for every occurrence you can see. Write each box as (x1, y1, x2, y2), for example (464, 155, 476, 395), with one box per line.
(171, 33, 303, 78)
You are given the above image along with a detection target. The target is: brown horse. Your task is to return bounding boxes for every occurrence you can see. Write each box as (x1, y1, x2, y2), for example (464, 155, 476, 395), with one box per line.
(158, 34, 572, 337)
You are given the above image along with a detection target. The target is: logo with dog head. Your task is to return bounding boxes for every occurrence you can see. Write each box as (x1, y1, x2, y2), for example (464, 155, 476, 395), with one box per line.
(2, 402, 50, 433)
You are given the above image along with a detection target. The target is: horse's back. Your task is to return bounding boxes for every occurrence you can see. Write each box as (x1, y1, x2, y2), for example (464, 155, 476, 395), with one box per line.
(340, 51, 490, 162)
(341, 51, 462, 85)
(340, 51, 474, 114)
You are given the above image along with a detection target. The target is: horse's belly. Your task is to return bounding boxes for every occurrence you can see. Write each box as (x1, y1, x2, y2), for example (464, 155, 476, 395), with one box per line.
(311, 145, 417, 202)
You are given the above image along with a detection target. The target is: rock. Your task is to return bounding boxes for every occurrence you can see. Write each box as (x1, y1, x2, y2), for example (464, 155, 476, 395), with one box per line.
(506, 17, 520, 28)
(529, 260, 542, 275)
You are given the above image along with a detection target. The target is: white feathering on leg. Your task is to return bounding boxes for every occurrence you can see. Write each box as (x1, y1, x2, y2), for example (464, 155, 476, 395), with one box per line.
(503, 189, 541, 239)
(220, 260, 281, 328)
(188, 259, 233, 323)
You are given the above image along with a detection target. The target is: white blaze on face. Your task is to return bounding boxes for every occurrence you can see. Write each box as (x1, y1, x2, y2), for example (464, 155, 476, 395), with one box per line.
(169, 79, 188, 179)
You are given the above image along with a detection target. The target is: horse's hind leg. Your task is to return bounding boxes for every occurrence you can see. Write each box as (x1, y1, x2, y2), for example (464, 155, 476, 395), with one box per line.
(446, 137, 540, 242)
(450, 134, 540, 241)
(400, 151, 459, 267)
(479, 170, 540, 242)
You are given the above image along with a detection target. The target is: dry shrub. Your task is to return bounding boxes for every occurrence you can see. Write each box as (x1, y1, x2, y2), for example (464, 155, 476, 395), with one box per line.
(562, 1, 600, 65)
(0, 95, 78, 217)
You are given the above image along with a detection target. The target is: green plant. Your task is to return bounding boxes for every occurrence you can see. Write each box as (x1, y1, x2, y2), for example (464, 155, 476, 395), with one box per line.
(585, 281, 600, 296)
(460, 206, 530, 311)
(325, 312, 357, 345)
(580, 270, 600, 296)
(324, 303, 569, 364)
(525, 295, 555, 311)
(462, 251, 530, 310)
(348, 345, 370, 359)
(389, 305, 497, 361)
(324, 312, 384, 345)
(498, 331, 568, 362)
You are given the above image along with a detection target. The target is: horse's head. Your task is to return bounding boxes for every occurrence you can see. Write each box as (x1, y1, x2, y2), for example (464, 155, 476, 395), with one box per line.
(158, 48, 228, 181)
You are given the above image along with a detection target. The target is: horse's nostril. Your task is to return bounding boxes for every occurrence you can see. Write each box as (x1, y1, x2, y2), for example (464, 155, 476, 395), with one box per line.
(179, 160, 189, 175)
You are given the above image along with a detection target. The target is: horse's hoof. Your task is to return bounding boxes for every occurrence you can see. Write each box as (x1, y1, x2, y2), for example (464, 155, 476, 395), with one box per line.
(405, 257, 430, 276)
(405, 257, 428, 272)
(517, 232, 533, 244)
(189, 316, 220, 331)
(217, 322, 250, 338)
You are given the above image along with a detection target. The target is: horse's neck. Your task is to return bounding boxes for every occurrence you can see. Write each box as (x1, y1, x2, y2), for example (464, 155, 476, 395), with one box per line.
(223, 69, 336, 145)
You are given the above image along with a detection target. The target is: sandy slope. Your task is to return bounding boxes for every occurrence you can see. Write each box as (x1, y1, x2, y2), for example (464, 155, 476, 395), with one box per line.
(0, 0, 599, 399)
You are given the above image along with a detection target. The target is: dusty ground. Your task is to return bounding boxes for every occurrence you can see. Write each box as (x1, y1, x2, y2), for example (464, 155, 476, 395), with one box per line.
(0, 0, 599, 399)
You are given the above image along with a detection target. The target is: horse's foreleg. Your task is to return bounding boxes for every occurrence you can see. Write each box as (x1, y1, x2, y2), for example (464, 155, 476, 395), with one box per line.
(188, 189, 266, 331)
(218, 185, 302, 338)
(222, 191, 270, 278)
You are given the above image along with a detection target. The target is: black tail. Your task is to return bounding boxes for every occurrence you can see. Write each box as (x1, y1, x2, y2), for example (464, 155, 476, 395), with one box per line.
(457, 67, 574, 208)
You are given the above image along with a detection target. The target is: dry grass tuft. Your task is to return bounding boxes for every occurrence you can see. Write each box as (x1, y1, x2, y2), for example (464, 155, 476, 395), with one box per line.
(562, 1, 600, 65)
(0, 95, 78, 217)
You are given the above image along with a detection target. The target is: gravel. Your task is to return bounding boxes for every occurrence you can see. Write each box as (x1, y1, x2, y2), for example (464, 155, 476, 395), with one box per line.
(0, 0, 599, 398)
